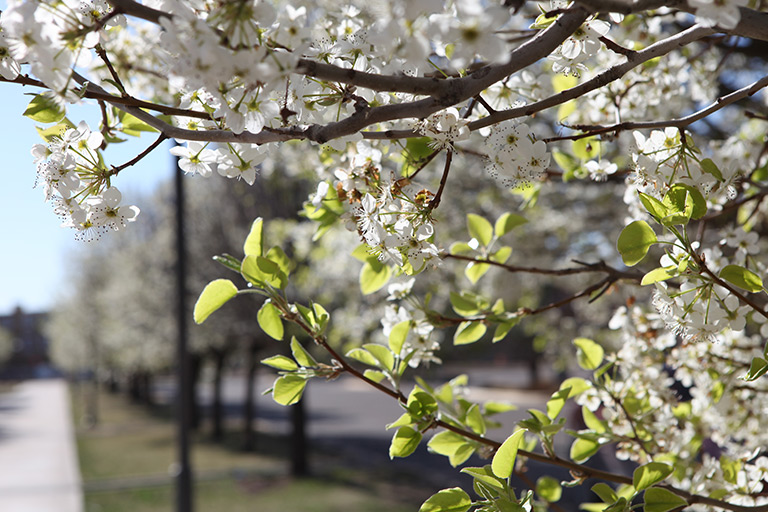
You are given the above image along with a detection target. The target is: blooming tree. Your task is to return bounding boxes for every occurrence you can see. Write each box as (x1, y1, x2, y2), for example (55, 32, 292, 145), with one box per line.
(4, 0, 768, 510)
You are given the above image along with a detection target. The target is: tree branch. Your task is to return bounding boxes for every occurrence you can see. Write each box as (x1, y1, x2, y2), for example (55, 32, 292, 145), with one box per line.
(470, 24, 717, 131)
(546, 74, 768, 141)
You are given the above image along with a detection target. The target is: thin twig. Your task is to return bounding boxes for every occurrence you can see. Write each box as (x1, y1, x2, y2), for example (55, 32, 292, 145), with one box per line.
(110, 133, 169, 175)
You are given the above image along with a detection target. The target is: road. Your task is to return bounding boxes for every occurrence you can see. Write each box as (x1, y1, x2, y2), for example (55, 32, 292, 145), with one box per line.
(0, 379, 83, 512)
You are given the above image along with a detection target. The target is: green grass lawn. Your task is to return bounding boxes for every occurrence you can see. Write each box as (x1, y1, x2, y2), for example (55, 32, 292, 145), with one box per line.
(72, 383, 423, 512)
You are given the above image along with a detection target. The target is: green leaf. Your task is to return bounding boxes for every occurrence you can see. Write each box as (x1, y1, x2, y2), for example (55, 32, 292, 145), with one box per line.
(591, 483, 618, 504)
(572, 137, 600, 161)
(493, 321, 515, 343)
(661, 185, 706, 224)
(641, 266, 678, 286)
(454, 321, 487, 345)
(633, 462, 673, 492)
(744, 357, 768, 381)
(570, 437, 600, 463)
(490, 246, 512, 264)
(719, 264, 763, 293)
(242, 255, 288, 289)
(363, 343, 395, 372)
(266, 246, 293, 276)
(617, 220, 657, 266)
(552, 149, 579, 175)
(700, 158, 724, 182)
(545, 378, 589, 419)
(573, 337, 604, 370)
(465, 262, 490, 284)
(495, 213, 528, 237)
(260, 355, 298, 371)
(484, 401, 517, 415)
(23, 93, 66, 123)
(465, 404, 486, 435)
(257, 301, 284, 340)
(449, 242, 474, 255)
(582, 406, 606, 433)
(491, 429, 526, 478)
(36, 118, 76, 142)
(243, 218, 264, 257)
(643, 487, 688, 512)
(450, 292, 481, 316)
(418, 488, 472, 512)
(389, 320, 411, 355)
(467, 214, 493, 247)
(360, 259, 392, 295)
(121, 112, 158, 136)
(346, 348, 379, 367)
(428, 431, 476, 467)
(720, 456, 741, 485)
(536, 476, 562, 503)
(291, 337, 317, 367)
(390, 426, 422, 458)
(638, 192, 669, 221)
(364, 369, 387, 383)
(272, 375, 307, 406)
(194, 279, 238, 324)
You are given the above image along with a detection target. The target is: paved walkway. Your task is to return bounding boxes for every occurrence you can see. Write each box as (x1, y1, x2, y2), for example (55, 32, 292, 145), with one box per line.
(0, 379, 83, 512)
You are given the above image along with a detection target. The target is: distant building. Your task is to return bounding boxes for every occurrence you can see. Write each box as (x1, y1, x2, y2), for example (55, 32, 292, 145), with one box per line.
(0, 306, 56, 380)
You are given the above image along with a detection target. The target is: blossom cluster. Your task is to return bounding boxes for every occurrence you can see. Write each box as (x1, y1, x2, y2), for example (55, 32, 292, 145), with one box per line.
(485, 122, 551, 188)
(601, 304, 768, 507)
(327, 143, 440, 273)
(31, 121, 140, 241)
(382, 278, 441, 368)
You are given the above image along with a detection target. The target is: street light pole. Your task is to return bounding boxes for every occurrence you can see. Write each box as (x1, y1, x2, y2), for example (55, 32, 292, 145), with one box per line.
(174, 149, 193, 512)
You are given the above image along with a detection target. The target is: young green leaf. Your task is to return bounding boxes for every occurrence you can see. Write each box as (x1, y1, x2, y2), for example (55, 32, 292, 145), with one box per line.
(633, 462, 673, 491)
(570, 437, 600, 463)
(360, 259, 392, 294)
(582, 406, 606, 433)
(617, 220, 657, 266)
(465, 262, 490, 284)
(450, 292, 481, 316)
(719, 264, 763, 293)
(638, 193, 669, 221)
(243, 218, 264, 257)
(194, 279, 238, 324)
(744, 357, 768, 381)
(389, 320, 411, 355)
(700, 158, 724, 182)
(260, 355, 298, 371)
(428, 431, 476, 467)
(573, 337, 604, 370)
(495, 212, 527, 237)
(241, 255, 288, 289)
(418, 487, 472, 512)
(491, 428, 526, 478)
(346, 348, 379, 367)
(591, 483, 618, 504)
(641, 266, 678, 286)
(363, 343, 395, 372)
(290, 337, 317, 367)
(454, 321, 487, 345)
(643, 487, 688, 512)
(467, 213, 493, 247)
(23, 93, 66, 123)
(266, 246, 293, 276)
(389, 426, 422, 458)
(257, 301, 284, 340)
(536, 476, 562, 503)
(272, 374, 307, 406)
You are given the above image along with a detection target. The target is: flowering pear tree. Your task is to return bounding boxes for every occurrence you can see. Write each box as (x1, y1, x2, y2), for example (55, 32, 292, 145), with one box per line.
(4, 0, 768, 510)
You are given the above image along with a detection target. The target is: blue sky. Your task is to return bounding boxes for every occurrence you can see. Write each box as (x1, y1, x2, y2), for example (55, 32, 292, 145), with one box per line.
(0, 82, 171, 314)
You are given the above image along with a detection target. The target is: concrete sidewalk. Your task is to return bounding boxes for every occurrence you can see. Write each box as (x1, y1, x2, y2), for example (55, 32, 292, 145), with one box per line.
(0, 379, 83, 512)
